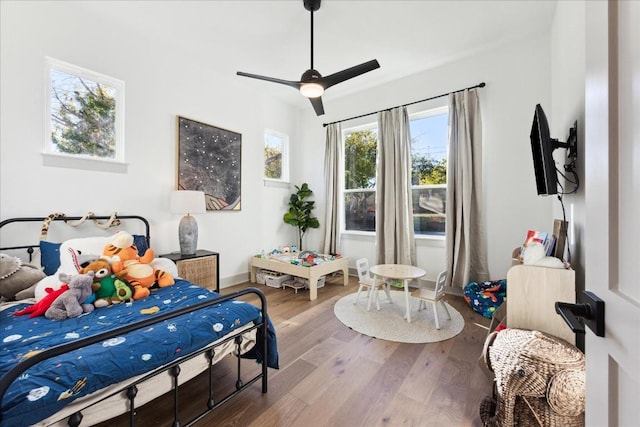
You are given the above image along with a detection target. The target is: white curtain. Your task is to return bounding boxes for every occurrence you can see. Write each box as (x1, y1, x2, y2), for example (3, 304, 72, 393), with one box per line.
(375, 107, 416, 265)
(445, 89, 489, 287)
(321, 123, 342, 255)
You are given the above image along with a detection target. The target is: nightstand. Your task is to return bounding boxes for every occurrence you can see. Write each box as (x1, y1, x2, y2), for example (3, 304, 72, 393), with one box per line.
(160, 250, 219, 293)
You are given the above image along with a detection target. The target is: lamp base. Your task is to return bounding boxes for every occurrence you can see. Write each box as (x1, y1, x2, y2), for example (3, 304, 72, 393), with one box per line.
(178, 214, 198, 256)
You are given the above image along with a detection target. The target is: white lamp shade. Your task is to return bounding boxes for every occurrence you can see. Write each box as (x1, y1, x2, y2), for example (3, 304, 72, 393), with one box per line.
(170, 190, 206, 214)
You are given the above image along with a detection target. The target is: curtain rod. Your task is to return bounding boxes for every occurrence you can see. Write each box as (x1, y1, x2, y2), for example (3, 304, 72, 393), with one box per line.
(322, 81, 486, 127)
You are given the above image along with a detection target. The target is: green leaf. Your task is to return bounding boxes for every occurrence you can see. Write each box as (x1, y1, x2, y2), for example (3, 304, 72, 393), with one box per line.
(283, 183, 320, 250)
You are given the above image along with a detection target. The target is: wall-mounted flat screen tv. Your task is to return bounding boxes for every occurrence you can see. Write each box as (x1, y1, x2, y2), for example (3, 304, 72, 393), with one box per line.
(530, 104, 558, 195)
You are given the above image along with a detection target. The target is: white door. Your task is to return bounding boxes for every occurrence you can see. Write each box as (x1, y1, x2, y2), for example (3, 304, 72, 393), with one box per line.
(584, 1, 640, 426)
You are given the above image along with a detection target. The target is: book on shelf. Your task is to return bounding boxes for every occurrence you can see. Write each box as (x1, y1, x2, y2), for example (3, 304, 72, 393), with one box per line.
(515, 220, 569, 263)
(552, 219, 568, 260)
(523, 229, 548, 247)
(544, 235, 557, 256)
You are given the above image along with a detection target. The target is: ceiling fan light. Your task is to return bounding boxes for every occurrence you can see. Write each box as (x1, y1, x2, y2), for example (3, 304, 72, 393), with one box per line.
(300, 82, 324, 98)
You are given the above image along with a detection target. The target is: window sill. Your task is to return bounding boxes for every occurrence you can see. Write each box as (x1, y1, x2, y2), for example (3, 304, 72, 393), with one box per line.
(340, 230, 445, 241)
(263, 179, 290, 189)
(415, 233, 445, 241)
(42, 153, 128, 173)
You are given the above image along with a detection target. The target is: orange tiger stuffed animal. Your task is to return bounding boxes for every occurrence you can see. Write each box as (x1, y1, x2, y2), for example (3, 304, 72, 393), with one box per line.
(103, 231, 174, 300)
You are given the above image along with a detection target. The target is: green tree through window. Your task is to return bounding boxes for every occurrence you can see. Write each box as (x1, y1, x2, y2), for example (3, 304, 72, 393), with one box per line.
(344, 129, 377, 231)
(264, 146, 282, 179)
(344, 129, 377, 189)
(264, 129, 289, 182)
(412, 157, 447, 185)
(46, 58, 124, 166)
(343, 107, 448, 235)
(51, 70, 116, 158)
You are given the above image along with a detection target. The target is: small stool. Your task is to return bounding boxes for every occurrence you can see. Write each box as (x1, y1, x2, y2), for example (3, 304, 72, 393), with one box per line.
(282, 279, 305, 294)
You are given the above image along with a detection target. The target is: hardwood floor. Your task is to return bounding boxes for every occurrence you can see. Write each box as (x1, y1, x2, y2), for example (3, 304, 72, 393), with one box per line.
(100, 275, 494, 427)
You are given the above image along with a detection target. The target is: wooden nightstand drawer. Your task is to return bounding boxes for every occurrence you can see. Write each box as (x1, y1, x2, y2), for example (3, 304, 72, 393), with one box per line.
(177, 255, 217, 290)
(160, 250, 219, 292)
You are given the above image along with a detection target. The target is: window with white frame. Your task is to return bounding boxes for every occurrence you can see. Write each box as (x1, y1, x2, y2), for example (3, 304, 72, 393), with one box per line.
(45, 57, 125, 163)
(342, 105, 449, 236)
(264, 129, 289, 182)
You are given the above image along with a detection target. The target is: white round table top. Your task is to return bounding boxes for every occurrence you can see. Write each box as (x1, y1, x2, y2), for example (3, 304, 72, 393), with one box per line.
(369, 264, 426, 280)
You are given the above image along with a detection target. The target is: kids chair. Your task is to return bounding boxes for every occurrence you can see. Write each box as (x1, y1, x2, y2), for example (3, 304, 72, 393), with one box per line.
(411, 270, 450, 329)
(354, 258, 392, 311)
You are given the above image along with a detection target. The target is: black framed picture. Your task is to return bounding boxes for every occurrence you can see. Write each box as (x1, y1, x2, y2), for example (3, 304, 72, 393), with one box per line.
(177, 116, 241, 210)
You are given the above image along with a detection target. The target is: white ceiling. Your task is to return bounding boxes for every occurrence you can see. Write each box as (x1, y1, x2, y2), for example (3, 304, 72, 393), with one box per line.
(80, 0, 558, 110)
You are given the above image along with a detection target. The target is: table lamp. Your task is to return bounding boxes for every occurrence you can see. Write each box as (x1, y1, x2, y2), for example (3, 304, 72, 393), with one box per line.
(170, 190, 206, 255)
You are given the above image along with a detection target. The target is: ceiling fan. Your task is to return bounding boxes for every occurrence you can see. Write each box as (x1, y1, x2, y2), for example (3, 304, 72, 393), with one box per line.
(236, 0, 380, 116)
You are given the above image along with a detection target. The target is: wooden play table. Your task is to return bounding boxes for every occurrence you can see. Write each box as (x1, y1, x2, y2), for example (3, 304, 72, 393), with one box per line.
(250, 254, 349, 300)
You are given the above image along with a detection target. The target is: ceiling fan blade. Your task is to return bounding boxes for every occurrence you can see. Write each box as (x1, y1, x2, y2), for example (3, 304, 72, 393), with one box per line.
(309, 96, 325, 116)
(323, 59, 380, 89)
(236, 71, 301, 89)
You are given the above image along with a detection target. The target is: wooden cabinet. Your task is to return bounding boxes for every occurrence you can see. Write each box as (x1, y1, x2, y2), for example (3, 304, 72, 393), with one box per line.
(161, 250, 219, 292)
(506, 264, 575, 344)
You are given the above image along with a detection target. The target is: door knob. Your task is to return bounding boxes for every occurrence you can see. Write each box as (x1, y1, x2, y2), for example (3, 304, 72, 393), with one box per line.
(555, 291, 605, 337)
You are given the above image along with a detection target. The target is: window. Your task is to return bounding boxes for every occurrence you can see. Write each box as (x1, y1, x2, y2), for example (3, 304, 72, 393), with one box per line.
(409, 107, 449, 235)
(344, 124, 377, 232)
(45, 57, 125, 165)
(264, 129, 289, 182)
(343, 106, 449, 236)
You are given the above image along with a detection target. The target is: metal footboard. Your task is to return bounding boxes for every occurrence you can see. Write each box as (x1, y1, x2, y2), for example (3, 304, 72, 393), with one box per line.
(0, 287, 269, 426)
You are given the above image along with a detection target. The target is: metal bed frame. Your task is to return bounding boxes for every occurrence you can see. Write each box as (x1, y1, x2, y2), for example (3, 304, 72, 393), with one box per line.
(0, 214, 269, 426)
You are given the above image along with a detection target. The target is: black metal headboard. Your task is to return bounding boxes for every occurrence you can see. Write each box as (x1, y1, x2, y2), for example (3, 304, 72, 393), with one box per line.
(0, 214, 151, 262)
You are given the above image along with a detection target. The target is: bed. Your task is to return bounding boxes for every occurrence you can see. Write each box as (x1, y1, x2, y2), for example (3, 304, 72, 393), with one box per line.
(0, 214, 279, 427)
(250, 253, 349, 300)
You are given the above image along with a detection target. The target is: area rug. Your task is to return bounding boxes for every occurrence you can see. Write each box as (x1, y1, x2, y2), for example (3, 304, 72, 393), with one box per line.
(333, 290, 465, 343)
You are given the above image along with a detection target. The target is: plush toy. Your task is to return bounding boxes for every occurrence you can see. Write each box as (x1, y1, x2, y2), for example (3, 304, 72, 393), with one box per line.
(0, 253, 46, 302)
(112, 276, 135, 303)
(79, 259, 116, 308)
(522, 242, 566, 268)
(80, 258, 136, 306)
(103, 231, 174, 300)
(14, 284, 69, 318)
(45, 271, 95, 320)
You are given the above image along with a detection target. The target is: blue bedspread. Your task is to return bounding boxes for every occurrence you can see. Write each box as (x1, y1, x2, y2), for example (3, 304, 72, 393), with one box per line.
(0, 280, 278, 427)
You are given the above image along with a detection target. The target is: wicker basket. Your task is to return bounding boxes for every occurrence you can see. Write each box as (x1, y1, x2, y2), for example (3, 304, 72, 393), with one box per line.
(480, 328, 585, 427)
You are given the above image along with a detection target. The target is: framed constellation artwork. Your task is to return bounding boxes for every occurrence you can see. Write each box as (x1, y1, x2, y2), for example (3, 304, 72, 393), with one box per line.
(177, 116, 241, 210)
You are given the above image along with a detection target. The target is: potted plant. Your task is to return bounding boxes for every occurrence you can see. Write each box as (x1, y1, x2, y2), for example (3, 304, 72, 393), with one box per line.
(283, 183, 320, 251)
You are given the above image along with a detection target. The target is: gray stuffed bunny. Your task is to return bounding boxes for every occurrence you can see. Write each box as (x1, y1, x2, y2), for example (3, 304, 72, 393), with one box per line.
(45, 271, 95, 320)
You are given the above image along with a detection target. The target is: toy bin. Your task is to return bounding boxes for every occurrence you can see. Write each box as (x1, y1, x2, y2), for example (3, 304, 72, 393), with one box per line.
(264, 273, 292, 288)
(256, 269, 276, 285)
(298, 275, 326, 289)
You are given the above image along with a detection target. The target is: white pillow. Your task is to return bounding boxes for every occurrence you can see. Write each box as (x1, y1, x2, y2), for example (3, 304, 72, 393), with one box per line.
(152, 257, 179, 278)
(58, 236, 112, 273)
(35, 236, 111, 301)
(34, 274, 66, 301)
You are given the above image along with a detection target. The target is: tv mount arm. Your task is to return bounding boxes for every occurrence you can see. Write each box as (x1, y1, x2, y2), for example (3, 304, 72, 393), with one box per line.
(552, 120, 578, 161)
(553, 121, 579, 194)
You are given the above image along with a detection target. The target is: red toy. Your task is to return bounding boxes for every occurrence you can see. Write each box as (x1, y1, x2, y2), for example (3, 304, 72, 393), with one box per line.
(14, 284, 69, 318)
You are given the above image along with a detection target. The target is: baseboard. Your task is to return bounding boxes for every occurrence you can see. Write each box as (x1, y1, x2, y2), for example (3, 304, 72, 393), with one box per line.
(219, 272, 252, 290)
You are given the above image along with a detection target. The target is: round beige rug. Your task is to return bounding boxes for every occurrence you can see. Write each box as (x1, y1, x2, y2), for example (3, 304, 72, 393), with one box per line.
(334, 290, 465, 343)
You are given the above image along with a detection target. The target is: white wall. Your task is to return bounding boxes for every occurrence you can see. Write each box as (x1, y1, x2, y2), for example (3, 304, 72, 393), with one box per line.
(2, 2, 582, 291)
(0, 1, 300, 287)
(550, 1, 586, 289)
(297, 33, 555, 285)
